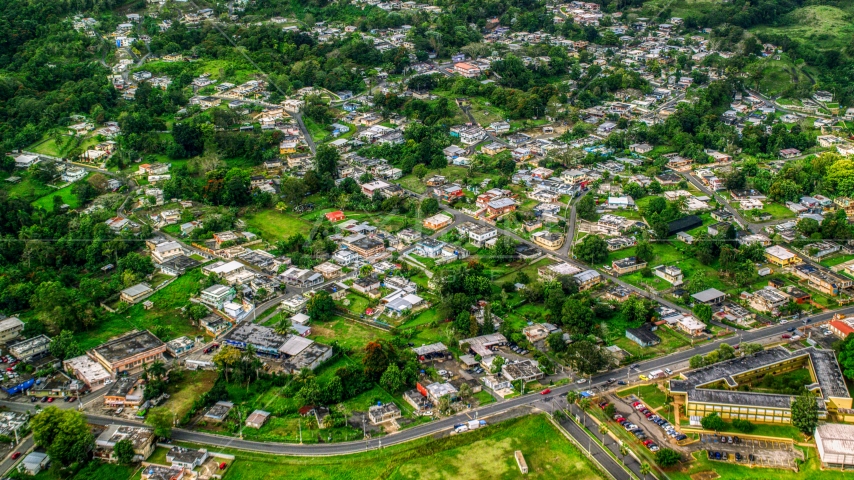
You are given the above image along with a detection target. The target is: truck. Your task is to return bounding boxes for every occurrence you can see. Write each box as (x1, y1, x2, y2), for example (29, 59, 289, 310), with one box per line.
(648, 369, 665, 379)
(454, 424, 469, 433)
(467, 420, 487, 430)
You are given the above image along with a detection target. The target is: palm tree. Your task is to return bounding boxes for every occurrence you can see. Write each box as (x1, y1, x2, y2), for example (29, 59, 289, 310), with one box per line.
(619, 444, 628, 464)
(599, 423, 608, 445)
(579, 397, 591, 411)
(640, 462, 651, 480)
(566, 390, 579, 405)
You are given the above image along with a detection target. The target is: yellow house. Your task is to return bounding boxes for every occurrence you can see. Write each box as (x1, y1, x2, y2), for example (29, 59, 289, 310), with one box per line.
(764, 245, 800, 267)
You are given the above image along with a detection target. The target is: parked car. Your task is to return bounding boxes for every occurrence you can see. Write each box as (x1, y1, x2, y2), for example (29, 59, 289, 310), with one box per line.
(664, 368, 673, 375)
(219, 462, 227, 470)
(735, 452, 742, 461)
(46, 397, 54, 403)
(540, 389, 551, 395)
(617, 381, 627, 385)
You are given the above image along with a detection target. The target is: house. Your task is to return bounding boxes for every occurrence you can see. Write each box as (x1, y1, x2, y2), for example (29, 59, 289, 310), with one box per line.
(793, 264, 852, 296)
(120, 283, 153, 304)
(150, 241, 184, 263)
(607, 196, 636, 210)
(487, 197, 517, 216)
(653, 265, 683, 285)
(313, 262, 342, 279)
(352, 275, 381, 295)
(532, 231, 564, 250)
(18, 452, 49, 475)
(325, 210, 346, 222)
(691, 288, 726, 305)
(368, 403, 401, 424)
(454, 62, 481, 78)
(165, 336, 196, 357)
(345, 236, 385, 257)
(626, 326, 661, 347)
(423, 212, 453, 230)
(89, 330, 167, 377)
(200, 285, 236, 309)
(0, 317, 24, 344)
(764, 245, 800, 266)
(630, 143, 654, 154)
(501, 360, 544, 383)
(748, 287, 790, 314)
(94, 425, 155, 463)
(245, 410, 271, 428)
(165, 447, 208, 469)
(612, 257, 647, 275)
(573, 270, 601, 291)
(204, 401, 234, 422)
(675, 315, 706, 336)
(523, 324, 550, 343)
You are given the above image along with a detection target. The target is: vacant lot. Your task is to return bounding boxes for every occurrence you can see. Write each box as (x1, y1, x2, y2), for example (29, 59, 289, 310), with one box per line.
(31, 177, 89, 210)
(163, 369, 219, 419)
(617, 384, 668, 410)
(220, 415, 603, 480)
(243, 209, 315, 241)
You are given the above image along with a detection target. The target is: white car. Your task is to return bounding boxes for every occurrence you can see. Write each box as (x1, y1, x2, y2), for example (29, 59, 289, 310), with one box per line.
(576, 378, 587, 384)
(664, 368, 673, 375)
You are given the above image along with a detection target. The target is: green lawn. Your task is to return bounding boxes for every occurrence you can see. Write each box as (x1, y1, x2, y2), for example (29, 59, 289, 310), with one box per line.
(218, 414, 604, 480)
(28, 462, 136, 480)
(310, 316, 393, 352)
(31, 176, 90, 210)
(616, 384, 668, 409)
(821, 254, 854, 268)
(751, 5, 854, 51)
(1, 172, 54, 202)
(472, 389, 495, 406)
(77, 268, 206, 350)
(243, 209, 315, 242)
(303, 117, 330, 143)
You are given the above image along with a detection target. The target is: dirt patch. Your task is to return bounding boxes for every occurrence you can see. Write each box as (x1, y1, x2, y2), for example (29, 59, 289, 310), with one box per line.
(690, 471, 720, 480)
(311, 324, 335, 338)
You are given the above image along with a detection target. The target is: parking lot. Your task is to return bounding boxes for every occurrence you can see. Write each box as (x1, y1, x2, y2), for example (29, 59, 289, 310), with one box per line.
(608, 393, 684, 453)
(699, 433, 803, 469)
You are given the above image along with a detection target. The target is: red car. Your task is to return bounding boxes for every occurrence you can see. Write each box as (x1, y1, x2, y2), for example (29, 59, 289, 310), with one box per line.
(615, 417, 626, 423)
(219, 462, 227, 470)
(631, 401, 641, 407)
(540, 389, 551, 395)
(643, 439, 653, 446)
(11, 452, 21, 460)
(46, 397, 54, 403)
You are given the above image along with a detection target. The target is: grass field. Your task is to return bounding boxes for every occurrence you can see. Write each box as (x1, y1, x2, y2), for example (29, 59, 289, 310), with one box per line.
(304, 117, 330, 143)
(1, 171, 54, 202)
(243, 209, 315, 242)
(751, 5, 854, 51)
(162, 369, 219, 419)
(218, 414, 604, 480)
(744, 58, 812, 97)
(77, 268, 206, 350)
(31, 175, 90, 210)
(617, 384, 668, 410)
(310, 316, 393, 352)
(27, 462, 137, 480)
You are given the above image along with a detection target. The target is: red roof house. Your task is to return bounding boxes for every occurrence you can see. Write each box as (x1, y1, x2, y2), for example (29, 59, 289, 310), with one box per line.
(325, 210, 345, 222)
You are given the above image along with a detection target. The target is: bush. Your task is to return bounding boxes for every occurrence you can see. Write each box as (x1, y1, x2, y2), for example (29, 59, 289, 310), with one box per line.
(732, 419, 755, 433)
(700, 412, 727, 431)
(656, 448, 681, 467)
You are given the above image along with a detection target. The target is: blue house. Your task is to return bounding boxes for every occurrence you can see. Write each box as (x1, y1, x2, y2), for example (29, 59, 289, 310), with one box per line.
(343, 102, 359, 112)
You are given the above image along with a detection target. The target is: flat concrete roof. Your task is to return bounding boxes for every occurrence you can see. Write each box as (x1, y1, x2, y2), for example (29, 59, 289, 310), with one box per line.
(93, 330, 164, 363)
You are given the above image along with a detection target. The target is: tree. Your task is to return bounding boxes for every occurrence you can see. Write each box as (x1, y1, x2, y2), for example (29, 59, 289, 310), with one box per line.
(50, 330, 82, 361)
(656, 448, 680, 467)
(741, 343, 763, 356)
(640, 462, 651, 480)
(566, 340, 614, 376)
(146, 407, 173, 439)
(420, 198, 440, 216)
(635, 241, 654, 263)
(315, 145, 340, 186)
(693, 303, 712, 324)
(380, 363, 406, 392)
(114, 438, 136, 464)
(599, 423, 608, 444)
(213, 345, 242, 383)
(491, 355, 505, 374)
(280, 177, 309, 207)
(458, 382, 473, 403)
(838, 335, 854, 380)
(363, 340, 398, 381)
(547, 332, 567, 353)
(31, 407, 94, 465)
(689, 355, 705, 369)
(306, 291, 336, 322)
(575, 235, 609, 264)
(700, 412, 726, 431)
(576, 195, 596, 220)
(791, 392, 819, 437)
(413, 164, 429, 179)
(604, 404, 616, 418)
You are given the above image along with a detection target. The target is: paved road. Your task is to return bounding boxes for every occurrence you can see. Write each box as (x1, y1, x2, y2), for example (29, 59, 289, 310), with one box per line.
(0, 435, 32, 477)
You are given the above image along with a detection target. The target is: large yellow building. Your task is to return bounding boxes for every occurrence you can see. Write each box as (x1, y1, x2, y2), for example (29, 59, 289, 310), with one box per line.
(669, 347, 852, 425)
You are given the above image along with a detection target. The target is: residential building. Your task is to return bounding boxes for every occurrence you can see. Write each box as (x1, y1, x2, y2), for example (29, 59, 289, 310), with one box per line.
(18, 452, 49, 476)
(223, 323, 287, 356)
(675, 315, 706, 336)
(200, 285, 236, 309)
(765, 245, 800, 266)
(454, 62, 481, 78)
(653, 265, 683, 285)
(748, 287, 790, 314)
(8, 334, 51, 362)
(611, 256, 647, 275)
(204, 401, 234, 422)
(423, 213, 453, 230)
(89, 330, 167, 377)
(0, 317, 25, 344)
(245, 410, 271, 429)
(691, 288, 726, 305)
(487, 197, 517, 216)
(793, 264, 852, 296)
(573, 270, 602, 291)
(368, 403, 401, 424)
(165, 336, 195, 357)
(501, 360, 544, 383)
(532, 231, 564, 250)
(94, 425, 155, 463)
(165, 447, 209, 469)
(345, 237, 385, 257)
(120, 283, 153, 304)
(626, 326, 661, 347)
